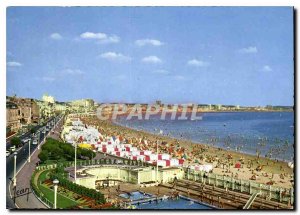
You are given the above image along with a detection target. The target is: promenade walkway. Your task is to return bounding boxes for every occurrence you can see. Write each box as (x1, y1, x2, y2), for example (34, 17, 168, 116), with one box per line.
(9, 117, 63, 209)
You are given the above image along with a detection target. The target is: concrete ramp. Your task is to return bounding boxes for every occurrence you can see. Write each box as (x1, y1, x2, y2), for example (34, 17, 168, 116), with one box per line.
(243, 192, 259, 209)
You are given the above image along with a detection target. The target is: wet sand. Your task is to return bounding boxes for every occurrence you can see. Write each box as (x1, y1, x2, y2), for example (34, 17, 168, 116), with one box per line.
(80, 116, 294, 189)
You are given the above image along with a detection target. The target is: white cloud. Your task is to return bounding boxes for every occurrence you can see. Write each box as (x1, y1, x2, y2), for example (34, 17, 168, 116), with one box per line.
(98, 35, 120, 44)
(99, 52, 131, 62)
(80, 32, 106, 39)
(135, 39, 163, 47)
(80, 32, 120, 44)
(41, 77, 55, 82)
(173, 75, 186, 81)
(50, 33, 63, 40)
(187, 59, 209, 67)
(152, 69, 169, 75)
(142, 56, 162, 64)
(262, 65, 272, 72)
(62, 68, 84, 75)
(7, 61, 22, 67)
(238, 46, 258, 53)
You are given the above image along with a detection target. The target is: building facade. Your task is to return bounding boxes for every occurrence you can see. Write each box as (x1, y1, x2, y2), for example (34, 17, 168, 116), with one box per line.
(68, 99, 95, 113)
(6, 96, 40, 134)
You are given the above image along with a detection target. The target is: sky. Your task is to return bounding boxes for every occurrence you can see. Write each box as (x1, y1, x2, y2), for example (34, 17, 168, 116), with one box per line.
(6, 7, 294, 106)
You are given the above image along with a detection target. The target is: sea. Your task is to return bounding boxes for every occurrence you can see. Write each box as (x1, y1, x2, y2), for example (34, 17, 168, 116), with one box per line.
(114, 112, 294, 162)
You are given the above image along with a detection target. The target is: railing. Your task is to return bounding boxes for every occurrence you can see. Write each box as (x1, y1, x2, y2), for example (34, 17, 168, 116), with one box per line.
(243, 192, 259, 209)
(184, 169, 294, 205)
(36, 157, 147, 171)
(30, 170, 53, 208)
(35, 159, 294, 206)
(31, 188, 54, 208)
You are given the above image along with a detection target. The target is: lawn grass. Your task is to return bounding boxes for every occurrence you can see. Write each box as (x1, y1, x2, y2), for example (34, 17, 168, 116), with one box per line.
(37, 169, 79, 209)
(39, 184, 78, 209)
(38, 169, 49, 182)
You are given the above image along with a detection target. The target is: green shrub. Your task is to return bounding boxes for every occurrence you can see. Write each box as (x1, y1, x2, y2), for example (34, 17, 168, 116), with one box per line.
(38, 150, 49, 162)
(49, 172, 106, 204)
(11, 137, 21, 147)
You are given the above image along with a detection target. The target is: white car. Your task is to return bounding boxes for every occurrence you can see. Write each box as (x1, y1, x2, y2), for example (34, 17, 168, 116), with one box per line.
(32, 139, 38, 145)
(10, 146, 16, 152)
(23, 137, 31, 142)
(6, 151, 11, 157)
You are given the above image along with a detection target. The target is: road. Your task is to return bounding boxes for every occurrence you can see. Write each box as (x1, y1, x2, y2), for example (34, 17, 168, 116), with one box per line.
(6, 118, 54, 149)
(6, 115, 63, 209)
(6, 115, 126, 209)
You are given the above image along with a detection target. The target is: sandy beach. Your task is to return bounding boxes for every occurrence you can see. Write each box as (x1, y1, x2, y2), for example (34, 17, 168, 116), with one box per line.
(80, 116, 294, 189)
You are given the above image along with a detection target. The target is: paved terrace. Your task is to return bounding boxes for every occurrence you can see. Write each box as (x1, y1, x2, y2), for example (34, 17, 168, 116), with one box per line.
(96, 179, 293, 209)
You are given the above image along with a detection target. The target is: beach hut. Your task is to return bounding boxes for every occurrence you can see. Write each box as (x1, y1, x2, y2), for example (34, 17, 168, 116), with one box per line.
(137, 155, 145, 162)
(131, 147, 138, 152)
(157, 160, 167, 167)
(162, 154, 171, 160)
(131, 151, 140, 156)
(149, 154, 158, 161)
(170, 158, 179, 167)
(178, 159, 184, 165)
(144, 150, 152, 156)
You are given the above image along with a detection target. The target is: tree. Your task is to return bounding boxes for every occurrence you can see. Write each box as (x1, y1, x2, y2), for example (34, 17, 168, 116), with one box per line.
(11, 137, 21, 147)
(30, 127, 37, 134)
(38, 150, 49, 163)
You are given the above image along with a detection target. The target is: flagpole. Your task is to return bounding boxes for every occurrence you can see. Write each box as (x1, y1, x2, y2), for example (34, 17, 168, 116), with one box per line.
(157, 129, 163, 184)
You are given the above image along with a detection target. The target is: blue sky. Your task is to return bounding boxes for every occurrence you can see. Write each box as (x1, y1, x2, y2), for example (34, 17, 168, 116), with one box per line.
(7, 7, 294, 106)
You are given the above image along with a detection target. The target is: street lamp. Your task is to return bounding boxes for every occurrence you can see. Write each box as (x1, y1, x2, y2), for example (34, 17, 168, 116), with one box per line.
(43, 129, 46, 143)
(37, 131, 41, 149)
(156, 140, 159, 183)
(53, 179, 59, 209)
(28, 137, 31, 163)
(13, 152, 17, 187)
(74, 140, 77, 184)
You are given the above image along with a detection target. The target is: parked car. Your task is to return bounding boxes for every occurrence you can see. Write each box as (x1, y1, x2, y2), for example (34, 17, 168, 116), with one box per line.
(22, 137, 31, 142)
(32, 139, 38, 145)
(10, 146, 16, 152)
(6, 151, 11, 157)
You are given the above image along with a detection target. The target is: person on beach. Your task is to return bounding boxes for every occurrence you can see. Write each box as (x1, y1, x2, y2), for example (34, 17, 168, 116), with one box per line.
(78, 116, 293, 189)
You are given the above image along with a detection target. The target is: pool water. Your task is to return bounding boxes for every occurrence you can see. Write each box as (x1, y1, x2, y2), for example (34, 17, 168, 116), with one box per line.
(119, 191, 153, 201)
(134, 197, 213, 209)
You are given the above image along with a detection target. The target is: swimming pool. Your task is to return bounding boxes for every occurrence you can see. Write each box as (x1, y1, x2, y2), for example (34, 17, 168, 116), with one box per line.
(133, 196, 213, 209)
(119, 191, 153, 201)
